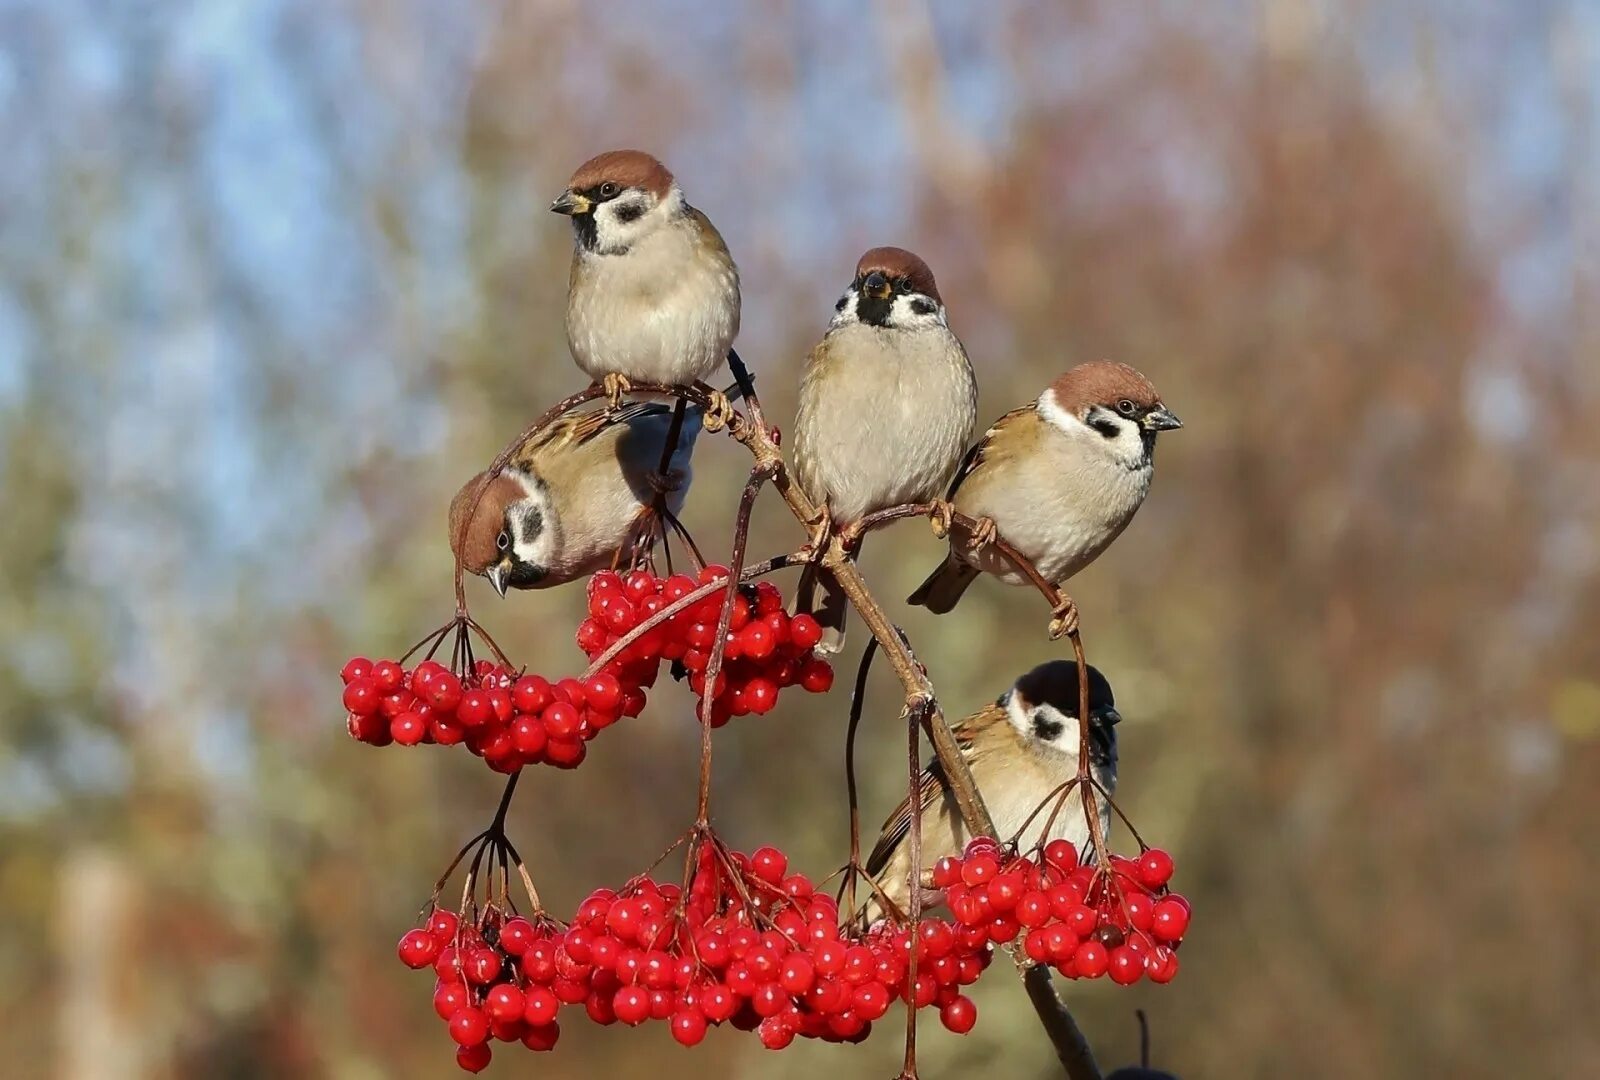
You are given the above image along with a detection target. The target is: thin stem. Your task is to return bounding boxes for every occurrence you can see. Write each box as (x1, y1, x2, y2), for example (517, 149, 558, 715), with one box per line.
(902, 696, 928, 1078)
(694, 464, 773, 824)
(844, 638, 880, 921)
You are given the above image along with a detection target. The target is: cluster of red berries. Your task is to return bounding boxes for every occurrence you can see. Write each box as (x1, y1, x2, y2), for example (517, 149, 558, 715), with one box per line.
(576, 567, 835, 726)
(341, 655, 630, 771)
(930, 837, 1188, 986)
(397, 844, 991, 1071)
(341, 567, 834, 769)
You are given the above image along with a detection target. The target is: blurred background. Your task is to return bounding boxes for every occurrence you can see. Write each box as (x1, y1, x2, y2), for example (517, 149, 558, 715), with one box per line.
(2, 1, 1597, 1077)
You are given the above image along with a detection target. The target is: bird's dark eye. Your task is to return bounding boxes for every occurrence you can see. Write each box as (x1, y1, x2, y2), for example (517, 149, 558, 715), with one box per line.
(1117, 399, 1137, 416)
(496, 530, 511, 551)
(599, 182, 618, 198)
(897, 278, 912, 293)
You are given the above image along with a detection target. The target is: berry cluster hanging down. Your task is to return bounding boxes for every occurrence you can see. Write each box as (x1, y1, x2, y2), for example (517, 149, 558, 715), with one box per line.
(340, 567, 834, 771)
(397, 843, 991, 1072)
(930, 836, 1188, 985)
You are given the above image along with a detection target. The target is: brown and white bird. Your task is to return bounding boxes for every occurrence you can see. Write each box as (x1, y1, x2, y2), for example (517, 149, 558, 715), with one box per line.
(552, 149, 740, 413)
(448, 399, 707, 595)
(864, 660, 1120, 921)
(908, 361, 1181, 615)
(791, 247, 977, 650)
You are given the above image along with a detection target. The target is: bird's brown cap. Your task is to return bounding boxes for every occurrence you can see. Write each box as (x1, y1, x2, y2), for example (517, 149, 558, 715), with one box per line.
(566, 150, 676, 198)
(1046, 361, 1164, 415)
(448, 472, 522, 573)
(854, 246, 941, 304)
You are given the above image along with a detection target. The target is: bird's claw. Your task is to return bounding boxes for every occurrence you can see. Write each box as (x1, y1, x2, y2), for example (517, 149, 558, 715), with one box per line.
(1048, 597, 1080, 640)
(968, 515, 999, 550)
(646, 468, 686, 496)
(701, 388, 735, 433)
(602, 372, 632, 410)
(837, 519, 865, 552)
(799, 506, 832, 562)
(929, 500, 955, 539)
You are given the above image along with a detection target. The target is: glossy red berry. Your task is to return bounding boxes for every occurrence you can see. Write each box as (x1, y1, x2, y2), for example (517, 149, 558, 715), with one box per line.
(455, 1043, 491, 1073)
(939, 995, 978, 1034)
(398, 928, 440, 969)
(448, 1006, 489, 1047)
(1137, 847, 1175, 888)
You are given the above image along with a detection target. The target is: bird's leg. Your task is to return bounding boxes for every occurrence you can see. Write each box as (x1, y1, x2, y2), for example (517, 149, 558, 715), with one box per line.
(799, 503, 832, 563)
(602, 372, 632, 409)
(967, 515, 998, 551)
(928, 499, 955, 539)
(1048, 595, 1080, 640)
(836, 518, 867, 553)
(695, 382, 735, 433)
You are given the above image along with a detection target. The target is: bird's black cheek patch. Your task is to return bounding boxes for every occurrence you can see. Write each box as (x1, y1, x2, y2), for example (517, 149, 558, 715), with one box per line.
(855, 294, 892, 326)
(572, 213, 599, 250)
(504, 561, 546, 588)
(1032, 715, 1065, 742)
(613, 201, 646, 225)
(909, 298, 937, 316)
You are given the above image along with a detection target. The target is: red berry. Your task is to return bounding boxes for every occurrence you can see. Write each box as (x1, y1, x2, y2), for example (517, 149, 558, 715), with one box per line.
(750, 846, 788, 883)
(521, 1022, 560, 1051)
(522, 985, 559, 1026)
(789, 613, 823, 650)
(398, 929, 440, 969)
(434, 980, 470, 1020)
(1137, 848, 1175, 889)
(939, 995, 978, 1034)
(1108, 945, 1144, 985)
(448, 1006, 489, 1047)
(778, 953, 815, 995)
(931, 856, 963, 889)
(613, 986, 650, 1026)
(428, 909, 459, 942)
(1145, 944, 1180, 984)
(426, 671, 463, 711)
(339, 657, 373, 684)
(739, 622, 775, 660)
(1151, 897, 1190, 942)
(671, 1009, 708, 1047)
(1072, 940, 1109, 978)
(542, 702, 581, 739)
(758, 1015, 795, 1050)
(391, 711, 428, 745)
(342, 677, 381, 716)
(744, 676, 779, 715)
(961, 854, 998, 886)
(798, 658, 834, 693)
(371, 659, 405, 692)
(454, 1043, 491, 1073)
(485, 982, 525, 1023)
(463, 948, 500, 985)
(583, 673, 623, 712)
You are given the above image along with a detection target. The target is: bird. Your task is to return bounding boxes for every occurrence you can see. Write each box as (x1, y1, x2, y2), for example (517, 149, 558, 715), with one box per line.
(448, 399, 709, 595)
(551, 149, 740, 422)
(863, 660, 1120, 922)
(791, 246, 977, 651)
(908, 361, 1181, 622)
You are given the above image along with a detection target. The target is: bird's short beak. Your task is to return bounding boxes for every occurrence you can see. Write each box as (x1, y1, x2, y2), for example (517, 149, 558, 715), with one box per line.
(487, 564, 509, 598)
(863, 271, 892, 301)
(1099, 706, 1122, 727)
(1143, 407, 1183, 432)
(550, 190, 590, 216)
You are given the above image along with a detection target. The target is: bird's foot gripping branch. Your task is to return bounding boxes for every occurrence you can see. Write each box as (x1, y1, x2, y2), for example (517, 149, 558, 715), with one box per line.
(340, 369, 1185, 1078)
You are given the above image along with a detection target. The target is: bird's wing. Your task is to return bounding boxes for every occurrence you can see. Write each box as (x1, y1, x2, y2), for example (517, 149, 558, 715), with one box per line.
(514, 402, 670, 468)
(946, 403, 1037, 499)
(864, 707, 999, 876)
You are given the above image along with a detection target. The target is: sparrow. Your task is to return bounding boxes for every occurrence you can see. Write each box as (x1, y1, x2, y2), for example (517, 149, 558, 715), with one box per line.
(908, 361, 1181, 616)
(864, 660, 1120, 921)
(449, 399, 709, 595)
(552, 149, 740, 419)
(791, 247, 977, 651)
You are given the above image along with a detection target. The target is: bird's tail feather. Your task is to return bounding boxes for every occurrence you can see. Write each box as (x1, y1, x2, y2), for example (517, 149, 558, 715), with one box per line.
(795, 559, 850, 655)
(906, 554, 979, 614)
